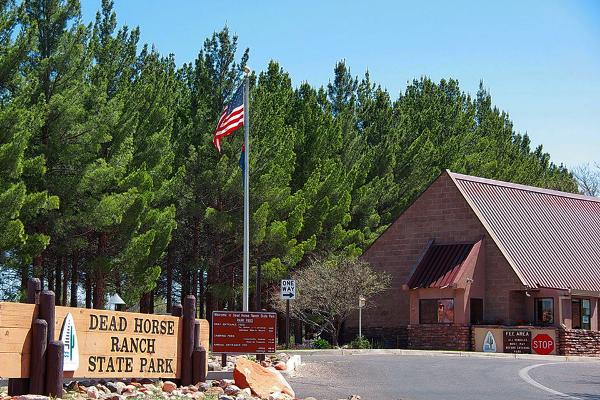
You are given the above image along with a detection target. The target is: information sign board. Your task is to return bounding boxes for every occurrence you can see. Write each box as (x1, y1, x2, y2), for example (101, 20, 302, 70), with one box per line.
(211, 311, 277, 354)
(503, 330, 531, 353)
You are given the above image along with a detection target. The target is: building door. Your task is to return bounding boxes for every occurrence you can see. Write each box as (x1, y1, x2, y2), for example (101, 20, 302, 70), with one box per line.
(470, 298, 483, 324)
(572, 300, 581, 329)
(572, 299, 591, 330)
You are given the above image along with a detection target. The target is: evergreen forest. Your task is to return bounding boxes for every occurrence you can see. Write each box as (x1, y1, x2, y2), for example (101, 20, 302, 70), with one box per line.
(0, 0, 578, 315)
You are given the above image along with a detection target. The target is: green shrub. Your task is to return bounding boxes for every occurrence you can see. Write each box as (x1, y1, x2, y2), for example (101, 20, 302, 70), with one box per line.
(349, 336, 371, 349)
(312, 337, 331, 349)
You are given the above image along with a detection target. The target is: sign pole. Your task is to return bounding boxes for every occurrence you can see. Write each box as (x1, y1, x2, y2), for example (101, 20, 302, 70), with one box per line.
(242, 70, 250, 312)
(286, 299, 290, 349)
(358, 295, 365, 339)
(359, 305, 362, 338)
(280, 279, 295, 349)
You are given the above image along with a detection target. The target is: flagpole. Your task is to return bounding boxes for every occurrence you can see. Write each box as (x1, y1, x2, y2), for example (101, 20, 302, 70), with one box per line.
(242, 69, 250, 312)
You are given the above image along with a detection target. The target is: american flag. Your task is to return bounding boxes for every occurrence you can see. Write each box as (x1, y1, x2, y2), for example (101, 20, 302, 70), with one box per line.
(213, 83, 244, 152)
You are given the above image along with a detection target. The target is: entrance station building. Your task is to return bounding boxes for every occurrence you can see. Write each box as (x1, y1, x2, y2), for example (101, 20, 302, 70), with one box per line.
(345, 171, 600, 355)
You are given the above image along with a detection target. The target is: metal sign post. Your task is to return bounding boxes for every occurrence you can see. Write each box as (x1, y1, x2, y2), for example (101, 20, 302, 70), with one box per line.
(280, 280, 296, 349)
(359, 296, 366, 338)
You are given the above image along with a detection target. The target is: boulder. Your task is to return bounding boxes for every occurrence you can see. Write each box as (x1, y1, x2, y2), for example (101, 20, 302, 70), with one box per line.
(108, 382, 128, 394)
(233, 358, 295, 399)
(123, 385, 137, 394)
(224, 385, 241, 395)
(273, 362, 286, 371)
(219, 379, 235, 388)
(162, 381, 177, 393)
(205, 387, 225, 396)
(209, 362, 222, 371)
(15, 396, 49, 400)
(86, 386, 100, 399)
(97, 385, 111, 395)
(101, 394, 123, 400)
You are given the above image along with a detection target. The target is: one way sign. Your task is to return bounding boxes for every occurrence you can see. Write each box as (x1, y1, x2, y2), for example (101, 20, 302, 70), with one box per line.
(280, 279, 296, 300)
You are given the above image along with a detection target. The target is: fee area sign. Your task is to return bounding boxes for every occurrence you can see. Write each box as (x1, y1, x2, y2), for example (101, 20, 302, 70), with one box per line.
(211, 311, 277, 354)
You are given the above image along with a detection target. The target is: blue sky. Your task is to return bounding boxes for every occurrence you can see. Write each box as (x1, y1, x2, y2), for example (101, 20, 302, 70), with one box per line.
(80, 0, 600, 168)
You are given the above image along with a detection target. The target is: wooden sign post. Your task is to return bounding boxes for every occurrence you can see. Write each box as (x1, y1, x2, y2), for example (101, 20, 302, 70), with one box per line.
(1, 290, 209, 397)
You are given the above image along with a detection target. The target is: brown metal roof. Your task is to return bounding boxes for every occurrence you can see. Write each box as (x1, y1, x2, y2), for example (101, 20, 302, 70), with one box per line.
(448, 171, 600, 292)
(407, 243, 477, 289)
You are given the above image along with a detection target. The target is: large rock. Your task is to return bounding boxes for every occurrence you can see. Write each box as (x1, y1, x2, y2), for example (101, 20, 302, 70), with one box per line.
(233, 358, 295, 399)
(86, 386, 100, 399)
(15, 396, 49, 400)
(162, 381, 177, 393)
(273, 361, 286, 371)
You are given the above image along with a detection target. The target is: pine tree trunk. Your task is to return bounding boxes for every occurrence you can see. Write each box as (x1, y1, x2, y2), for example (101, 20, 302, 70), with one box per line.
(114, 271, 121, 294)
(192, 216, 200, 310)
(54, 257, 61, 305)
(198, 268, 204, 318)
(166, 245, 173, 313)
(192, 270, 198, 302)
(93, 233, 108, 309)
(85, 273, 92, 308)
(20, 265, 28, 295)
(139, 292, 150, 313)
(255, 263, 262, 311)
(182, 267, 190, 303)
(61, 257, 67, 306)
(33, 255, 43, 280)
(295, 319, 303, 345)
(149, 289, 154, 314)
(70, 253, 78, 307)
(48, 257, 55, 293)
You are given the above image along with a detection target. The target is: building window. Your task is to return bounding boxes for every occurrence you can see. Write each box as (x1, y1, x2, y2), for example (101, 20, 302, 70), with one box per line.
(535, 298, 554, 325)
(572, 299, 591, 330)
(420, 299, 454, 324)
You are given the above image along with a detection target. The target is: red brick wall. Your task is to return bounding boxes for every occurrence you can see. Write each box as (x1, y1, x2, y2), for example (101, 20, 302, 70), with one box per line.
(344, 171, 527, 344)
(407, 324, 471, 351)
(559, 329, 600, 356)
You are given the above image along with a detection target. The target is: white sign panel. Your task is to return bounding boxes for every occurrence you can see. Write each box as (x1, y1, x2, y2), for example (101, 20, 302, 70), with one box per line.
(280, 279, 296, 300)
(483, 330, 497, 353)
(59, 312, 80, 371)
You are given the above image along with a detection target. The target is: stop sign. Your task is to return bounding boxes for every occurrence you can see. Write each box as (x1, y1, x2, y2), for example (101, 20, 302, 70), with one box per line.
(532, 334, 555, 355)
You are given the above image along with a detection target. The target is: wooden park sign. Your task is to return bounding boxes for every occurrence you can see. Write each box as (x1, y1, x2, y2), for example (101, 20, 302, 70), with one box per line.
(1, 280, 209, 397)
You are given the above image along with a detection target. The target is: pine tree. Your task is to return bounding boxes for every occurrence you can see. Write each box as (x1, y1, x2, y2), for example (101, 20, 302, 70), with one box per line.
(0, 0, 59, 286)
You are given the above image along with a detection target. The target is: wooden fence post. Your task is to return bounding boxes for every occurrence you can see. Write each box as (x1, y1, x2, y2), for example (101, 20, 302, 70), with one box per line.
(192, 346, 207, 384)
(194, 320, 200, 348)
(29, 319, 48, 394)
(181, 296, 196, 386)
(27, 277, 41, 304)
(171, 303, 183, 317)
(39, 291, 56, 343)
(46, 341, 64, 398)
(8, 278, 41, 396)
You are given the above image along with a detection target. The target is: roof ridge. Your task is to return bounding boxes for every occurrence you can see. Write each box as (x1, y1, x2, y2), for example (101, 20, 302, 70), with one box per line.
(447, 170, 600, 203)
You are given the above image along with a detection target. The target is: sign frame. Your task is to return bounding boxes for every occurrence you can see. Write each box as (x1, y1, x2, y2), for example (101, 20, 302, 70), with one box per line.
(211, 310, 277, 355)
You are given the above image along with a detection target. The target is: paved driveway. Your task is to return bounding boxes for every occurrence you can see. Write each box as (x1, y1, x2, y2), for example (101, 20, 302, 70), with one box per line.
(288, 353, 600, 400)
